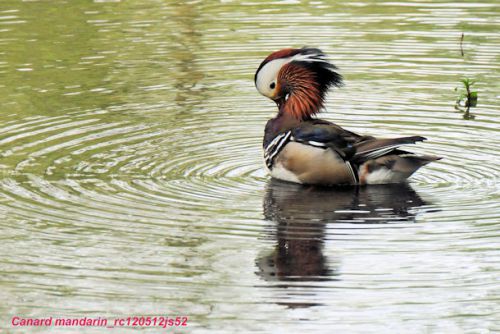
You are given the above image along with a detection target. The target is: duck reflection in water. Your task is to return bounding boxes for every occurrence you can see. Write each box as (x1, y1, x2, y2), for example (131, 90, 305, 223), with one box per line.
(256, 179, 431, 283)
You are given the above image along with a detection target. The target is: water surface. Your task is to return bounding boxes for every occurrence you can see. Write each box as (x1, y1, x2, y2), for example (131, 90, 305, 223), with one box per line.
(0, 0, 499, 333)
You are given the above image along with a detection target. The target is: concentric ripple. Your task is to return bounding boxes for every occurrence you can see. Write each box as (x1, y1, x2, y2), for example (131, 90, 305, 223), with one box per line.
(0, 0, 499, 333)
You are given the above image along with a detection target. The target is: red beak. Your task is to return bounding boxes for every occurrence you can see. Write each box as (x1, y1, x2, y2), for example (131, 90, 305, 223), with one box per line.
(274, 96, 286, 110)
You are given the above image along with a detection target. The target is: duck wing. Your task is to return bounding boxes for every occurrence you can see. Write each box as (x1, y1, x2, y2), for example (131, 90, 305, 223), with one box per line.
(352, 136, 427, 163)
(291, 120, 428, 164)
(290, 120, 367, 160)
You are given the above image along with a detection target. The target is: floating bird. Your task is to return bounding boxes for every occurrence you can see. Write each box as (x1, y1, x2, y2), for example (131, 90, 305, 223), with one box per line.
(255, 47, 440, 185)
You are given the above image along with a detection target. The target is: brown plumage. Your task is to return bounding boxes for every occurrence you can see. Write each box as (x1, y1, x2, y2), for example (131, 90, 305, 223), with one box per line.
(278, 63, 322, 119)
(255, 47, 441, 186)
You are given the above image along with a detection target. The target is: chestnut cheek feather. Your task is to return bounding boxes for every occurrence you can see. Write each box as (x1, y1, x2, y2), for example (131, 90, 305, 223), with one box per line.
(274, 81, 283, 99)
(286, 82, 322, 119)
(278, 63, 324, 120)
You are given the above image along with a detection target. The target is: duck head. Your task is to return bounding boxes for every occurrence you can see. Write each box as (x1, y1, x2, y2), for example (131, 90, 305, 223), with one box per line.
(255, 47, 343, 120)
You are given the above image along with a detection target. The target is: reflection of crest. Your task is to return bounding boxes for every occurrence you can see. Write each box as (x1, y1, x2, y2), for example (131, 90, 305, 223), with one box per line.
(257, 180, 431, 284)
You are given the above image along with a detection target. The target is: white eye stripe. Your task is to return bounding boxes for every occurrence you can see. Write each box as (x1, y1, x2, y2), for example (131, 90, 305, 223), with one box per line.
(290, 53, 329, 63)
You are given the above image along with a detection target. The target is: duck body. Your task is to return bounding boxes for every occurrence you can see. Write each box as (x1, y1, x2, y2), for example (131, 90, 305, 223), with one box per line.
(256, 47, 440, 186)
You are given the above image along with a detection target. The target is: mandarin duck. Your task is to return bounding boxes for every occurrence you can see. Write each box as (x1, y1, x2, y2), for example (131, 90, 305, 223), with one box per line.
(255, 47, 440, 185)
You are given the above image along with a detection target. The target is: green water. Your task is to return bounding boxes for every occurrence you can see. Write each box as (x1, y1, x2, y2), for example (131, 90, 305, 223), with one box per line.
(1, 1, 499, 333)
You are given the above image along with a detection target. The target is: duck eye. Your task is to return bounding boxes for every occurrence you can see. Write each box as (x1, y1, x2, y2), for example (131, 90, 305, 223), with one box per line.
(269, 82, 276, 89)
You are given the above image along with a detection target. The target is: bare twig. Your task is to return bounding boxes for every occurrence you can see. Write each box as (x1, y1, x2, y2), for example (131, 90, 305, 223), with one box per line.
(460, 33, 465, 57)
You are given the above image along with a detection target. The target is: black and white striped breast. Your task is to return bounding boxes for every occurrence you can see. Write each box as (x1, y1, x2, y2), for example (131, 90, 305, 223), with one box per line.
(263, 131, 292, 169)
